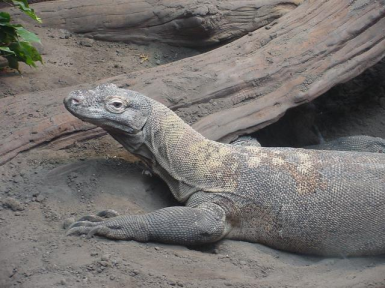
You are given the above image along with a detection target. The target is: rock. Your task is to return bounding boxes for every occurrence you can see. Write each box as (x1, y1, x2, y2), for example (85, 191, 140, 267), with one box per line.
(239, 260, 247, 265)
(59, 29, 71, 39)
(2, 197, 24, 211)
(0, 56, 8, 68)
(99, 261, 109, 267)
(62, 217, 75, 229)
(86, 265, 94, 271)
(101, 254, 110, 261)
(79, 38, 94, 47)
(130, 269, 139, 276)
(36, 194, 45, 202)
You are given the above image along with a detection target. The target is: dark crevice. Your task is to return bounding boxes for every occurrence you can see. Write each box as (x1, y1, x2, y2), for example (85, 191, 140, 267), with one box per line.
(251, 57, 385, 147)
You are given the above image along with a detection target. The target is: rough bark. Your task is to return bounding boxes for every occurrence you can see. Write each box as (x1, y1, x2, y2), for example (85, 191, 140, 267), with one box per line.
(1, 0, 385, 165)
(29, 0, 303, 47)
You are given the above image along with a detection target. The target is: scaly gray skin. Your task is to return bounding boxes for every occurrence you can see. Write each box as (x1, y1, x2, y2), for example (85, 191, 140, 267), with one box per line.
(305, 135, 385, 153)
(63, 83, 385, 257)
(233, 135, 385, 153)
(231, 136, 261, 147)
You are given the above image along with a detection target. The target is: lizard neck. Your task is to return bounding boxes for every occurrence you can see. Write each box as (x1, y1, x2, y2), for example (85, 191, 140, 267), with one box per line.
(108, 98, 241, 202)
(141, 100, 239, 201)
(144, 100, 207, 155)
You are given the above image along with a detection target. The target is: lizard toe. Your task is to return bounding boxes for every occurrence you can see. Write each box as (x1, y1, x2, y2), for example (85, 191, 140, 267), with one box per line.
(86, 226, 112, 239)
(74, 209, 120, 223)
(96, 209, 120, 218)
(66, 219, 129, 240)
(67, 220, 98, 231)
(78, 215, 105, 222)
(66, 225, 95, 236)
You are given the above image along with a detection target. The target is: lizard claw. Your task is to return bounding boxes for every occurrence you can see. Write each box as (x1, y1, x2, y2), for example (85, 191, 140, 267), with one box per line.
(66, 218, 129, 240)
(78, 215, 105, 222)
(66, 209, 125, 239)
(67, 220, 97, 230)
(66, 209, 120, 227)
(77, 209, 120, 222)
(66, 221, 110, 238)
(96, 209, 120, 218)
(66, 221, 98, 236)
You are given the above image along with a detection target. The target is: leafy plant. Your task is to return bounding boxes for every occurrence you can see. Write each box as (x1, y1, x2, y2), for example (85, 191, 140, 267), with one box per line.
(0, 0, 42, 72)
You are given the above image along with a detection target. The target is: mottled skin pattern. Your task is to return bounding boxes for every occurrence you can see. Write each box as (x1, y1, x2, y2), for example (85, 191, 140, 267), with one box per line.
(64, 84, 385, 257)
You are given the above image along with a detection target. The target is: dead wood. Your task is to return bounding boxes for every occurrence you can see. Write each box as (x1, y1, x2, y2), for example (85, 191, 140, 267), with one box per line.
(1, 0, 385, 165)
(30, 0, 303, 47)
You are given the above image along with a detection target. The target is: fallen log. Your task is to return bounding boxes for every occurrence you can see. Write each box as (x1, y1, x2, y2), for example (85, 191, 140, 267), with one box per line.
(28, 0, 303, 47)
(1, 0, 384, 165)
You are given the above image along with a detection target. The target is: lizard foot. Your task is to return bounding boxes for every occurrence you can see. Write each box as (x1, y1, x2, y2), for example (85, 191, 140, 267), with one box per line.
(76, 209, 120, 222)
(66, 212, 146, 241)
(66, 209, 125, 239)
(66, 217, 131, 240)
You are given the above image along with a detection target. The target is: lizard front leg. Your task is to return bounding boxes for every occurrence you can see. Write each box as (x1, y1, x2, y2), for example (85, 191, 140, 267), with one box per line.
(66, 203, 228, 245)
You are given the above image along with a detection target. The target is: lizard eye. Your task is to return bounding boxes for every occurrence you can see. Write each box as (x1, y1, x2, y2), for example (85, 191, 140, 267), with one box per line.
(106, 97, 127, 113)
(112, 102, 122, 108)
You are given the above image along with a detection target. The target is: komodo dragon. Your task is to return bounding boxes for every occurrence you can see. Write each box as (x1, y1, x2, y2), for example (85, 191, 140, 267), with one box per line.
(64, 83, 385, 257)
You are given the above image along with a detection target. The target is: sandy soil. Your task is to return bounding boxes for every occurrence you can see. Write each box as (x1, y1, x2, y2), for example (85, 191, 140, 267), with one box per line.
(1, 10, 385, 288)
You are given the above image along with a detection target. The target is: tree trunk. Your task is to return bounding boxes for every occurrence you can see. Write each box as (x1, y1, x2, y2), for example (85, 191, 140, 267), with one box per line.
(1, 0, 384, 165)
(30, 0, 303, 47)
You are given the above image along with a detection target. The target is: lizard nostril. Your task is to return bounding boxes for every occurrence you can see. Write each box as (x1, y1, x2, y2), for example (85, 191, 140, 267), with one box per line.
(64, 92, 85, 110)
(69, 95, 84, 107)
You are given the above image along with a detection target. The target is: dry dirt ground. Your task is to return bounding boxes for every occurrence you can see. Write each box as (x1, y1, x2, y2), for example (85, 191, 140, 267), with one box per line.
(1, 10, 385, 288)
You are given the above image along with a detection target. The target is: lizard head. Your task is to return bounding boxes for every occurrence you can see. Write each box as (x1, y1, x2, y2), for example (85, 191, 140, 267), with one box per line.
(64, 83, 151, 134)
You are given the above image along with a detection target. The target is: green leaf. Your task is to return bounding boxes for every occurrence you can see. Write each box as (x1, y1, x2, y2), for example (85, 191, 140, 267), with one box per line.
(9, 41, 42, 67)
(12, 0, 42, 23)
(0, 1, 43, 71)
(0, 23, 22, 29)
(22, 42, 42, 63)
(5, 55, 19, 71)
(0, 26, 19, 44)
(0, 12, 10, 23)
(0, 46, 15, 55)
(16, 27, 40, 43)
